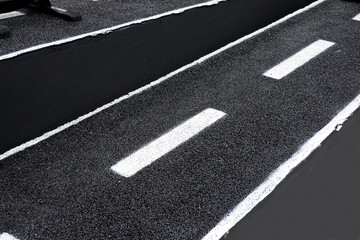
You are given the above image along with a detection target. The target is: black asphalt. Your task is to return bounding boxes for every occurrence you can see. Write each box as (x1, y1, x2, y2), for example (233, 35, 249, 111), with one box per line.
(0, 0, 211, 55)
(226, 108, 360, 240)
(1, 0, 359, 239)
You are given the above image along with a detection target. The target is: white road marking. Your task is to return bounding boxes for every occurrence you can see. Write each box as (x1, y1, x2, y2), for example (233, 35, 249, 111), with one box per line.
(202, 94, 360, 240)
(0, 233, 18, 240)
(0, 0, 325, 162)
(0, 11, 25, 21)
(353, 13, 360, 22)
(263, 39, 335, 79)
(111, 108, 226, 177)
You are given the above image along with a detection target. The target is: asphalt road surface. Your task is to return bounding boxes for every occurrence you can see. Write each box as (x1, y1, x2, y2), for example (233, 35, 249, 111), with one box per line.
(1, 0, 359, 239)
(0, 0, 317, 154)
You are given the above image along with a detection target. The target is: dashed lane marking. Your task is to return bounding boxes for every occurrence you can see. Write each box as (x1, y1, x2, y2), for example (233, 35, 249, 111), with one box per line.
(353, 13, 360, 22)
(0, 233, 18, 240)
(111, 108, 226, 177)
(263, 39, 335, 80)
(0, 11, 25, 21)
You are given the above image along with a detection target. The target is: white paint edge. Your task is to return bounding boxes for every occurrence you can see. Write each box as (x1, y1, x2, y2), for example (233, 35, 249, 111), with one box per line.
(263, 39, 335, 80)
(0, 0, 326, 161)
(0, 233, 18, 240)
(202, 95, 360, 240)
(111, 108, 226, 177)
(0, 11, 25, 21)
(0, 0, 225, 61)
(353, 13, 360, 22)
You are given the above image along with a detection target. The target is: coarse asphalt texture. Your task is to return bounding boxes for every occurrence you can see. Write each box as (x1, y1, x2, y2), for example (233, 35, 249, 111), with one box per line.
(1, 0, 360, 239)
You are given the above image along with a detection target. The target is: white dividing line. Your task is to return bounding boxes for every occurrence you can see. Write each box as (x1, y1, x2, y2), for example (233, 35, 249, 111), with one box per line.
(111, 108, 226, 177)
(202, 94, 360, 240)
(263, 39, 335, 79)
(0, 0, 225, 61)
(0, 0, 326, 162)
(353, 13, 360, 22)
(0, 233, 18, 240)
(0, 11, 25, 21)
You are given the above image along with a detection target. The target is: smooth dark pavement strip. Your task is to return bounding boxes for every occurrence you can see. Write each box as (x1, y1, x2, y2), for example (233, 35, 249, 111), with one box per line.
(226, 108, 360, 240)
(0, 1, 359, 240)
(0, 0, 218, 58)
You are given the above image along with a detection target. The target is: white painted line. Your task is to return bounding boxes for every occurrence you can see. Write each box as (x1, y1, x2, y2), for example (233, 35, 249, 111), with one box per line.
(0, 0, 225, 61)
(353, 13, 360, 22)
(0, 233, 18, 240)
(0, 11, 25, 21)
(263, 39, 335, 79)
(202, 94, 360, 240)
(111, 108, 226, 177)
(0, 0, 326, 161)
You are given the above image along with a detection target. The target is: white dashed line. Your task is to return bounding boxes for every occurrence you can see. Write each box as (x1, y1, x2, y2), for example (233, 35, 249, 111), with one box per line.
(353, 13, 360, 22)
(263, 39, 335, 79)
(0, 11, 25, 21)
(111, 108, 226, 177)
(202, 94, 360, 240)
(0, 233, 18, 240)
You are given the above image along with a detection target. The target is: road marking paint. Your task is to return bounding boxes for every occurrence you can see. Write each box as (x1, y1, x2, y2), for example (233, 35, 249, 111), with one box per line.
(0, 0, 325, 161)
(202, 94, 360, 240)
(353, 13, 360, 22)
(111, 108, 226, 177)
(263, 39, 335, 79)
(0, 11, 25, 21)
(0, 233, 18, 240)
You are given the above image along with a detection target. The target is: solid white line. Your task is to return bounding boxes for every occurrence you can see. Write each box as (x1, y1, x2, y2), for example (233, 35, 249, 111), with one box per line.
(202, 94, 360, 240)
(353, 13, 360, 22)
(0, 0, 225, 61)
(263, 39, 335, 79)
(111, 108, 226, 177)
(0, 11, 24, 21)
(0, 0, 326, 161)
(0, 233, 18, 240)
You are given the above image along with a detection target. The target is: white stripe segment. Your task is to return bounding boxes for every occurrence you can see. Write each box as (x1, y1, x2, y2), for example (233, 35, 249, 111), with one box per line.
(202, 94, 360, 240)
(353, 13, 360, 22)
(0, 11, 25, 21)
(0, 233, 18, 240)
(111, 108, 226, 177)
(263, 39, 335, 79)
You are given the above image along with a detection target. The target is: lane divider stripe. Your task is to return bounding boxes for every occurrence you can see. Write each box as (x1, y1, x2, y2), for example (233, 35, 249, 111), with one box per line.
(263, 39, 335, 80)
(0, 233, 19, 240)
(353, 13, 360, 22)
(111, 108, 226, 177)
(0, 11, 25, 21)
